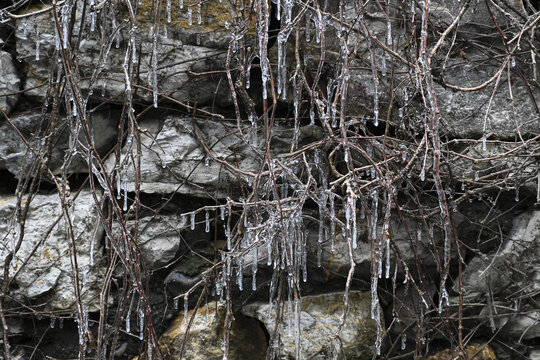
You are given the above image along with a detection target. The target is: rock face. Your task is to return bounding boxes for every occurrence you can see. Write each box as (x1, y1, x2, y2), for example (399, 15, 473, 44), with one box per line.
(112, 214, 187, 270)
(0, 189, 104, 310)
(0, 51, 20, 114)
(1, 0, 539, 359)
(14, 1, 238, 107)
(243, 291, 380, 359)
(110, 115, 323, 198)
(0, 109, 119, 177)
(136, 302, 268, 360)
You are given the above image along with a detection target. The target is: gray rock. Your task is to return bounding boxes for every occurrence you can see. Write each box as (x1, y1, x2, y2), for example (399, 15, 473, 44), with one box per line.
(0, 189, 105, 310)
(436, 55, 540, 138)
(108, 115, 323, 198)
(0, 108, 119, 177)
(14, 2, 236, 107)
(243, 291, 380, 359)
(0, 51, 20, 114)
(454, 210, 540, 339)
(112, 214, 186, 270)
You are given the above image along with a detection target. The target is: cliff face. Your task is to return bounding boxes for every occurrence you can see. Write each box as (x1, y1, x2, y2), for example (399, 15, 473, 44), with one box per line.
(0, 0, 539, 359)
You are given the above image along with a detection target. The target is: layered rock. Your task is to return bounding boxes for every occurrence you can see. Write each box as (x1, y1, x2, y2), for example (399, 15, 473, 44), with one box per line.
(0, 189, 104, 310)
(0, 108, 119, 177)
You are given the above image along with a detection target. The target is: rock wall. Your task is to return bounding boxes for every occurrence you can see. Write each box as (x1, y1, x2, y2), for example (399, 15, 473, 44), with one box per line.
(0, 0, 539, 359)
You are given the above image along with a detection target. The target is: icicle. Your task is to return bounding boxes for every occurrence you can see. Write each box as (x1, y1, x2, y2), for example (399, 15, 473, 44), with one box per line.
(90, 12, 96, 32)
(174, 297, 179, 310)
(258, 0, 270, 100)
(220, 205, 226, 221)
(511, 57, 516, 68)
(246, 62, 251, 89)
(401, 333, 406, 350)
(267, 234, 273, 266)
(373, 89, 379, 126)
(475, 171, 479, 181)
(252, 245, 258, 291)
(187, 6, 193, 26)
(197, 3, 202, 25)
(179, 0, 183, 8)
(205, 210, 210, 233)
(167, 0, 171, 23)
(371, 190, 379, 242)
(515, 185, 519, 202)
(62, 7, 69, 49)
(184, 295, 189, 326)
(226, 220, 231, 250)
(330, 193, 336, 252)
(482, 134, 487, 151)
(237, 256, 244, 291)
(190, 213, 196, 230)
(55, 26, 60, 50)
(117, 171, 122, 199)
(35, 38, 40, 60)
(122, 175, 128, 211)
(89, 238, 95, 266)
(126, 312, 131, 332)
(50, 318, 56, 328)
(385, 234, 390, 279)
(139, 308, 144, 340)
(387, 19, 392, 44)
(417, 227, 422, 242)
(420, 167, 425, 181)
(277, 32, 289, 99)
(351, 196, 357, 249)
